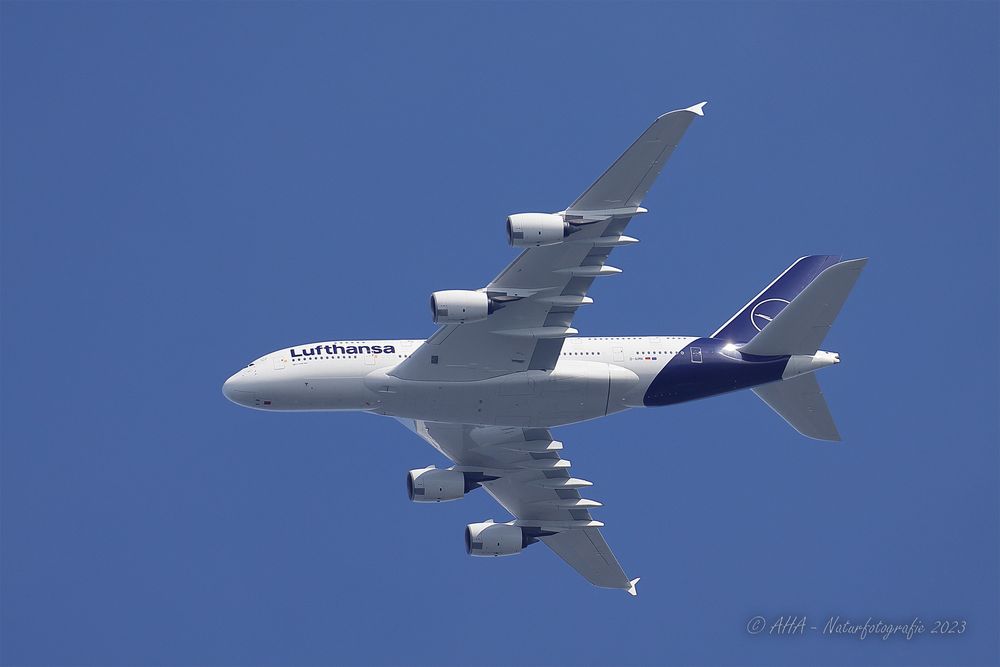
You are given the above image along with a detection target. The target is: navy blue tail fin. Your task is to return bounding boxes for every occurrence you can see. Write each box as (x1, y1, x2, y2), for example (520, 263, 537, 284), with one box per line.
(712, 255, 841, 344)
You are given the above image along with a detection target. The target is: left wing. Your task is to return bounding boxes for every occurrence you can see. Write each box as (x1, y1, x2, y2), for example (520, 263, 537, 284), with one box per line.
(391, 104, 705, 382)
(399, 419, 640, 595)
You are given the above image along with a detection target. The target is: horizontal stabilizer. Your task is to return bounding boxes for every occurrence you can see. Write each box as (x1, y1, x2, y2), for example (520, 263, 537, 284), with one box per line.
(753, 374, 841, 441)
(713, 255, 841, 344)
(739, 259, 867, 356)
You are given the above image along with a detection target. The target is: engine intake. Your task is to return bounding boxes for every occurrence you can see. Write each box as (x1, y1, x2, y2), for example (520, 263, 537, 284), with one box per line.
(430, 290, 495, 324)
(506, 213, 573, 247)
(465, 521, 525, 557)
(407, 467, 466, 502)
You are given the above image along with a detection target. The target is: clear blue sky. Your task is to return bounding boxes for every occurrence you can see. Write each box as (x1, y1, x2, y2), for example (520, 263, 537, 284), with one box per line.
(2, 2, 997, 666)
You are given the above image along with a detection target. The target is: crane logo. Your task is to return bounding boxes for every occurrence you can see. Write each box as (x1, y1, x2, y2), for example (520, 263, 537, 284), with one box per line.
(750, 298, 790, 332)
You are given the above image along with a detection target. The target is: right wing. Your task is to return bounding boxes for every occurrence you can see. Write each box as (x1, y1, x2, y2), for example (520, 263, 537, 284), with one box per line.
(399, 419, 640, 595)
(391, 104, 706, 382)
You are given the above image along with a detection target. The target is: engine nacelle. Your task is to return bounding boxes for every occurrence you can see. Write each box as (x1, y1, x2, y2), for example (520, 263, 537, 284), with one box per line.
(407, 466, 465, 502)
(465, 521, 524, 557)
(430, 290, 493, 324)
(506, 213, 572, 247)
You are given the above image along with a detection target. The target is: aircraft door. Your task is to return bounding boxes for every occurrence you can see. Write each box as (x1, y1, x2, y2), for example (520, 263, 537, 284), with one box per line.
(612, 347, 624, 362)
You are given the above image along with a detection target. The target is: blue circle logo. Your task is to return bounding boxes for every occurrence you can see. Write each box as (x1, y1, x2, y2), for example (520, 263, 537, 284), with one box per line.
(750, 298, 790, 332)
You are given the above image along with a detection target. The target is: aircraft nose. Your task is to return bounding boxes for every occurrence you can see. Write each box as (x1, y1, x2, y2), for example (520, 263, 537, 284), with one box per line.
(222, 373, 240, 402)
(222, 372, 256, 407)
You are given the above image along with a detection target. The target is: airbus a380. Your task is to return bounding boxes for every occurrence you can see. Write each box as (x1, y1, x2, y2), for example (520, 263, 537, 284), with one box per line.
(223, 103, 866, 595)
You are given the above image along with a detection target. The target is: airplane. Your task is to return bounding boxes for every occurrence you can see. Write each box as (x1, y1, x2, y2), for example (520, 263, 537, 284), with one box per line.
(222, 102, 866, 595)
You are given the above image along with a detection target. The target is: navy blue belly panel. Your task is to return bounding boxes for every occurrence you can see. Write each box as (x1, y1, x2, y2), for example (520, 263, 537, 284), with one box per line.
(643, 338, 788, 406)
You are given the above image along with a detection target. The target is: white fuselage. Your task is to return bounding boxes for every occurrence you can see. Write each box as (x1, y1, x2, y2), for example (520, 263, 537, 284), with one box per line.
(223, 336, 697, 427)
(223, 336, 838, 427)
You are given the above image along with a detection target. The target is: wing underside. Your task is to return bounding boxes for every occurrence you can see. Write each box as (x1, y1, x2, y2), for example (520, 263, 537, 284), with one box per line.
(390, 104, 705, 382)
(399, 419, 637, 593)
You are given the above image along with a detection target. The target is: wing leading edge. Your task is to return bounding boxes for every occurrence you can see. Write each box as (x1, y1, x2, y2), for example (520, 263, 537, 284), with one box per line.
(398, 419, 640, 595)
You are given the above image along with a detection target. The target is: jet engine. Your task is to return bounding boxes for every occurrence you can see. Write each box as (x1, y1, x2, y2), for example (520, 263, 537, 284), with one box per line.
(430, 290, 495, 324)
(407, 466, 466, 502)
(465, 521, 525, 557)
(506, 213, 573, 247)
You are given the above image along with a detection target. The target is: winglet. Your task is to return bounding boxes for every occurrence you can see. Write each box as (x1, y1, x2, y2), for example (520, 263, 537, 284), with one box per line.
(684, 101, 707, 116)
(626, 577, 640, 597)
